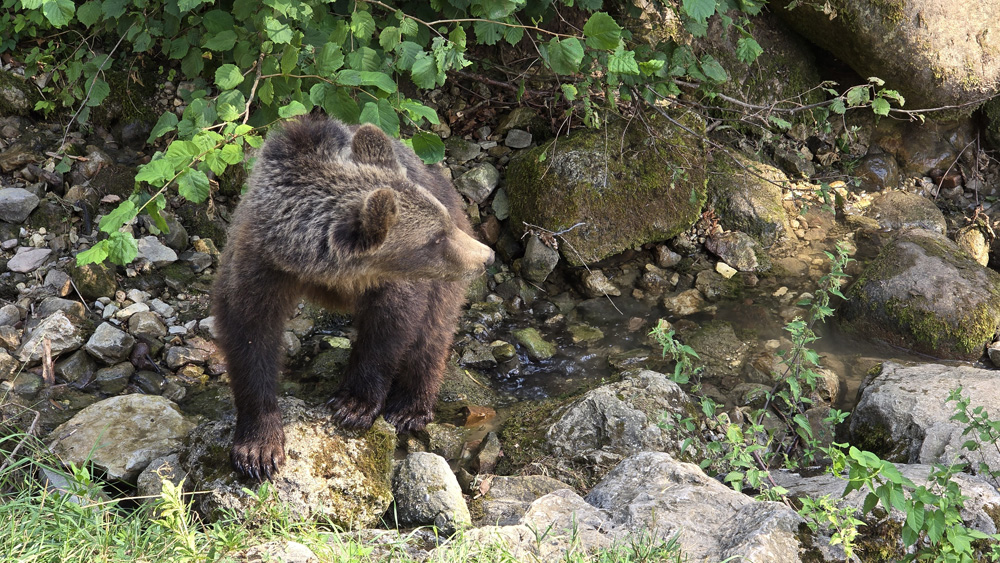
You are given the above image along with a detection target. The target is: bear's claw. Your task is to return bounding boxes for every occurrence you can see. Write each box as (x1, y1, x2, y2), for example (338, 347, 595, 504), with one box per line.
(383, 404, 433, 434)
(231, 437, 285, 481)
(327, 393, 381, 429)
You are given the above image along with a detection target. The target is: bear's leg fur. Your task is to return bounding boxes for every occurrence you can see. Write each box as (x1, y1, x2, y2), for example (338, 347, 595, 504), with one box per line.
(214, 260, 300, 480)
(383, 280, 465, 432)
(327, 281, 424, 429)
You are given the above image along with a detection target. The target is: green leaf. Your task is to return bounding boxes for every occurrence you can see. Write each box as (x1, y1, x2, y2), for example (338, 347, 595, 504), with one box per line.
(543, 37, 584, 75)
(85, 79, 110, 107)
(215, 64, 244, 90)
(202, 10, 235, 34)
(845, 85, 868, 107)
(583, 12, 622, 50)
(561, 83, 578, 101)
(736, 37, 763, 64)
(265, 16, 293, 44)
(204, 30, 238, 52)
(280, 44, 299, 74)
(101, 0, 126, 18)
(178, 0, 208, 11)
(379, 26, 400, 52)
(608, 47, 639, 76)
(147, 112, 179, 144)
(473, 21, 504, 46)
(177, 168, 211, 203)
(323, 87, 360, 123)
(394, 41, 423, 71)
(700, 55, 728, 82)
(408, 131, 444, 164)
(336, 70, 397, 94)
(76, 240, 109, 266)
(76, 0, 102, 27)
(768, 116, 792, 130)
(830, 98, 846, 114)
(359, 99, 399, 137)
(315, 42, 345, 76)
(449, 25, 466, 50)
(220, 144, 243, 165)
(399, 15, 418, 37)
(872, 97, 890, 116)
(258, 79, 274, 105)
(410, 53, 438, 89)
(681, 0, 716, 23)
(181, 49, 204, 78)
(278, 100, 308, 118)
(351, 10, 376, 42)
(42, 0, 75, 27)
(97, 200, 137, 233)
(399, 100, 439, 125)
(106, 231, 138, 266)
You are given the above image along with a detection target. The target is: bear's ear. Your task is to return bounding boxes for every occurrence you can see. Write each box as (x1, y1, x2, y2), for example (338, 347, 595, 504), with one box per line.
(351, 124, 398, 168)
(358, 188, 398, 250)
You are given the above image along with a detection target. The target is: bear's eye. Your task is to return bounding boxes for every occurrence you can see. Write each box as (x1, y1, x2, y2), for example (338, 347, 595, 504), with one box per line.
(431, 231, 446, 245)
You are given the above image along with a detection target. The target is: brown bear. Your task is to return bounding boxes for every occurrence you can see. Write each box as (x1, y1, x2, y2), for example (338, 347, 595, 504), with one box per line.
(212, 117, 494, 480)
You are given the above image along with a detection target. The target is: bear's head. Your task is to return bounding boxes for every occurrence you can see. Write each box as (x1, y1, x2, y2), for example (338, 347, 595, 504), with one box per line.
(343, 124, 494, 282)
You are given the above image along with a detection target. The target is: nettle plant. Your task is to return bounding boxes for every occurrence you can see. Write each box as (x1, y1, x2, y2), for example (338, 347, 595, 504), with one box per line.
(1, 0, 770, 265)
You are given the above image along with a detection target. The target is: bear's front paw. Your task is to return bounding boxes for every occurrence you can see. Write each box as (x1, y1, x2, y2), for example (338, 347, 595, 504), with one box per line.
(327, 392, 381, 429)
(383, 402, 433, 434)
(231, 427, 286, 481)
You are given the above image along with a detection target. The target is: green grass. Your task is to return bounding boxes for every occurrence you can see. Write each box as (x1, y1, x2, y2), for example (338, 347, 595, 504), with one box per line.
(0, 431, 683, 563)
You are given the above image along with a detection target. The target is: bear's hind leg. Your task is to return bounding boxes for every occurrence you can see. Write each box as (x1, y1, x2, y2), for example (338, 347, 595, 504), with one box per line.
(328, 282, 421, 429)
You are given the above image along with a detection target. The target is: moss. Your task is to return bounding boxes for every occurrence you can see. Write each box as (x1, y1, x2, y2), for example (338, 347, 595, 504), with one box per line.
(90, 68, 159, 128)
(854, 513, 905, 562)
(494, 398, 569, 475)
(0, 70, 38, 116)
(884, 297, 997, 357)
(850, 421, 907, 462)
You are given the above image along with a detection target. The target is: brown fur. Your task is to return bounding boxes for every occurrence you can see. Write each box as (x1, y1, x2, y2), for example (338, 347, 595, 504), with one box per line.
(212, 117, 493, 480)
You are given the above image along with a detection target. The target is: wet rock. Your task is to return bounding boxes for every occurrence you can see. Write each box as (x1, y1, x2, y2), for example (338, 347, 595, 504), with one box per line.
(84, 322, 136, 364)
(638, 264, 672, 293)
(0, 326, 20, 351)
(507, 112, 706, 266)
(460, 339, 498, 369)
(158, 214, 189, 252)
(392, 452, 471, 536)
(705, 231, 764, 272)
(423, 423, 465, 460)
(568, 323, 603, 344)
(44, 269, 73, 296)
(545, 370, 698, 471)
(94, 362, 134, 395)
(78, 146, 113, 180)
(586, 452, 803, 562)
(490, 341, 516, 362)
(0, 187, 40, 224)
(281, 331, 301, 356)
(17, 311, 84, 363)
(55, 349, 97, 385)
(186, 397, 395, 526)
(454, 163, 500, 203)
(504, 129, 532, 149)
(471, 431, 502, 474)
(520, 235, 559, 283)
(663, 288, 705, 317)
(8, 247, 51, 273)
(0, 143, 36, 173)
(134, 369, 167, 395)
(579, 269, 620, 298)
(851, 362, 1000, 472)
(840, 228, 1000, 360)
(855, 151, 900, 192)
(165, 345, 210, 369)
(48, 394, 195, 483)
(655, 245, 682, 268)
(871, 118, 972, 176)
(136, 454, 187, 502)
(5, 371, 42, 397)
(865, 191, 946, 234)
(512, 327, 556, 360)
(695, 269, 741, 302)
(460, 405, 496, 427)
(686, 321, 752, 383)
(136, 236, 178, 267)
(477, 475, 573, 526)
(67, 262, 117, 301)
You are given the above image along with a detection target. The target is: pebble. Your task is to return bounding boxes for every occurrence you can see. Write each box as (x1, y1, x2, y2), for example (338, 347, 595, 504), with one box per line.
(504, 129, 532, 149)
(7, 247, 51, 273)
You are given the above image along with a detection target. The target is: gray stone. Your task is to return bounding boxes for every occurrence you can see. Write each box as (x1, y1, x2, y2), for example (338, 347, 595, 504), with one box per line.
(44, 269, 73, 296)
(8, 247, 51, 273)
(471, 431, 502, 474)
(705, 230, 764, 272)
(128, 311, 167, 341)
(445, 137, 482, 163)
(48, 394, 195, 483)
(519, 489, 610, 554)
(133, 369, 167, 395)
(460, 339, 498, 369)
(185, 397, 395, 527)
(0, 188, 40, 223)
(84, 322, 136, 364)
(520, 235, 559, 283)
(17, 311, 84, 363)
(663, 288, 706, 317)
(0, 304, 20, 326)
(37, 297, 86, 320)
(165, 345, 209, 369)
(136, 454, 187, 503)
(580, 269, 621, 298)
(707, 154, 790, 247)
(586, 452, 803, 563)
(454, 163, 500, 203)
(773, 147, 815, 178)
(504, 129, 532, 149)
(491, 187, 510, 220)
(866, 191, 946, 234)
(392, 452, 471, 535)
(0, 325, 20, 351)
(148, 298, 176, 318)
(856, 152, 900, 192)
(55, 349, 97, 385)
(94, 362, 134, 395)
(478, 475, 574, 526)
(136, 236, 178, 267)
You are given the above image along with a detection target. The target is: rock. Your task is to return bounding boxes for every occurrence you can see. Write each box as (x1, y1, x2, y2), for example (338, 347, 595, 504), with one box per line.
(136, 454, 187, 503)
(186, 397, 395, 527)
(955, 223, 990, 266)
(850, 362, 1000, 473)
(165, 345, 210, 369)
(445, 137, 481, 163)
(520, 489, 611, 554)
(238, 541, 318, 563)
(48, 394, 195, 483)
(477, 475, 574, 526)
(460, 339, 498, 369)
(423, 423, 465, 459)
(454, 163, 500, 203)
(655, 245, 682, 268)
(686, 321, 752, 383)
(507, 112, 706, 266)
(840, 228, 1000, 360)
(773, 147, 815, 178)
(84, 322, 136, 364)
(94, 362, 134, 395)
(579, 269, 621, 297)
(43, 269, 73, 296)
(663, 288, 705, 317)
(774, 0, 1000, 109)
(471, 431, 502, 474)
(136, 236, 178, 267)
(54, 349, 97, 385)
(695, 269, 741, 302)
(392, 452, 471, 535)
(586, 452, 803, 562)
(716, 261, 737, 278)
(67, 261, 117, 301)
(133, 369, 167, 395)
(128, 311, 167, 341)
(545, 370, 698, 472)
(865, 191, 946, 234)
(8, 247, 51, 273)
(855, 151, 900, 192)
(17, 311, 84, 363)
(0, 142, 36, 173)
(512, 327, 556, 360)
(0, 325, 19, 350)
(281, 331, 301, 356)
(0, 187, 39, 223)
(149, 298, 176, 318)
(0, 304, 20, 326)
(705, 230, 765, 272)
(37, 297, 86, 320)
(520, 235, 559, 283)
(504, 129, 532, 149)
(491, 187, 510, 221)
(568, 323, 603, 344)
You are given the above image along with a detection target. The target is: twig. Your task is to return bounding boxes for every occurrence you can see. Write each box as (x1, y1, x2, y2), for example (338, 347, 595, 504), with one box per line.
(0, 406, 40, 473)
(933, 137, 977, 201)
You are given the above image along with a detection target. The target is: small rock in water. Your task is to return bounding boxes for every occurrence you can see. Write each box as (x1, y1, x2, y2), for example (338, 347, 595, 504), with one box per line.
(580, 269, 621, 297)
(715, 261, 737, 279)
(663, 289, 705, 317)
(512, 327, 556, 360)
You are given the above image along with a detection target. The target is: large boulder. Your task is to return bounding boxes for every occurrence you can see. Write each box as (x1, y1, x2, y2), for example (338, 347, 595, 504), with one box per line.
(840, 228, 1000, 360)
(850, 361, 1000, 473)
(774, 0, 1000, 110)
(506, 112, 706, 266)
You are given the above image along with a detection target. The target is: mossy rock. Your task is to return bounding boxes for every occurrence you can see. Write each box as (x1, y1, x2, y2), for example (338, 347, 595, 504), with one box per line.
(90, 69, 159, 135)
(506, 111, 707, 266)
(840, 228, 1000, 360)
(0, 70, 39, 116)
(66, 261, 118, 301)
(707, 153, 790, 247)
